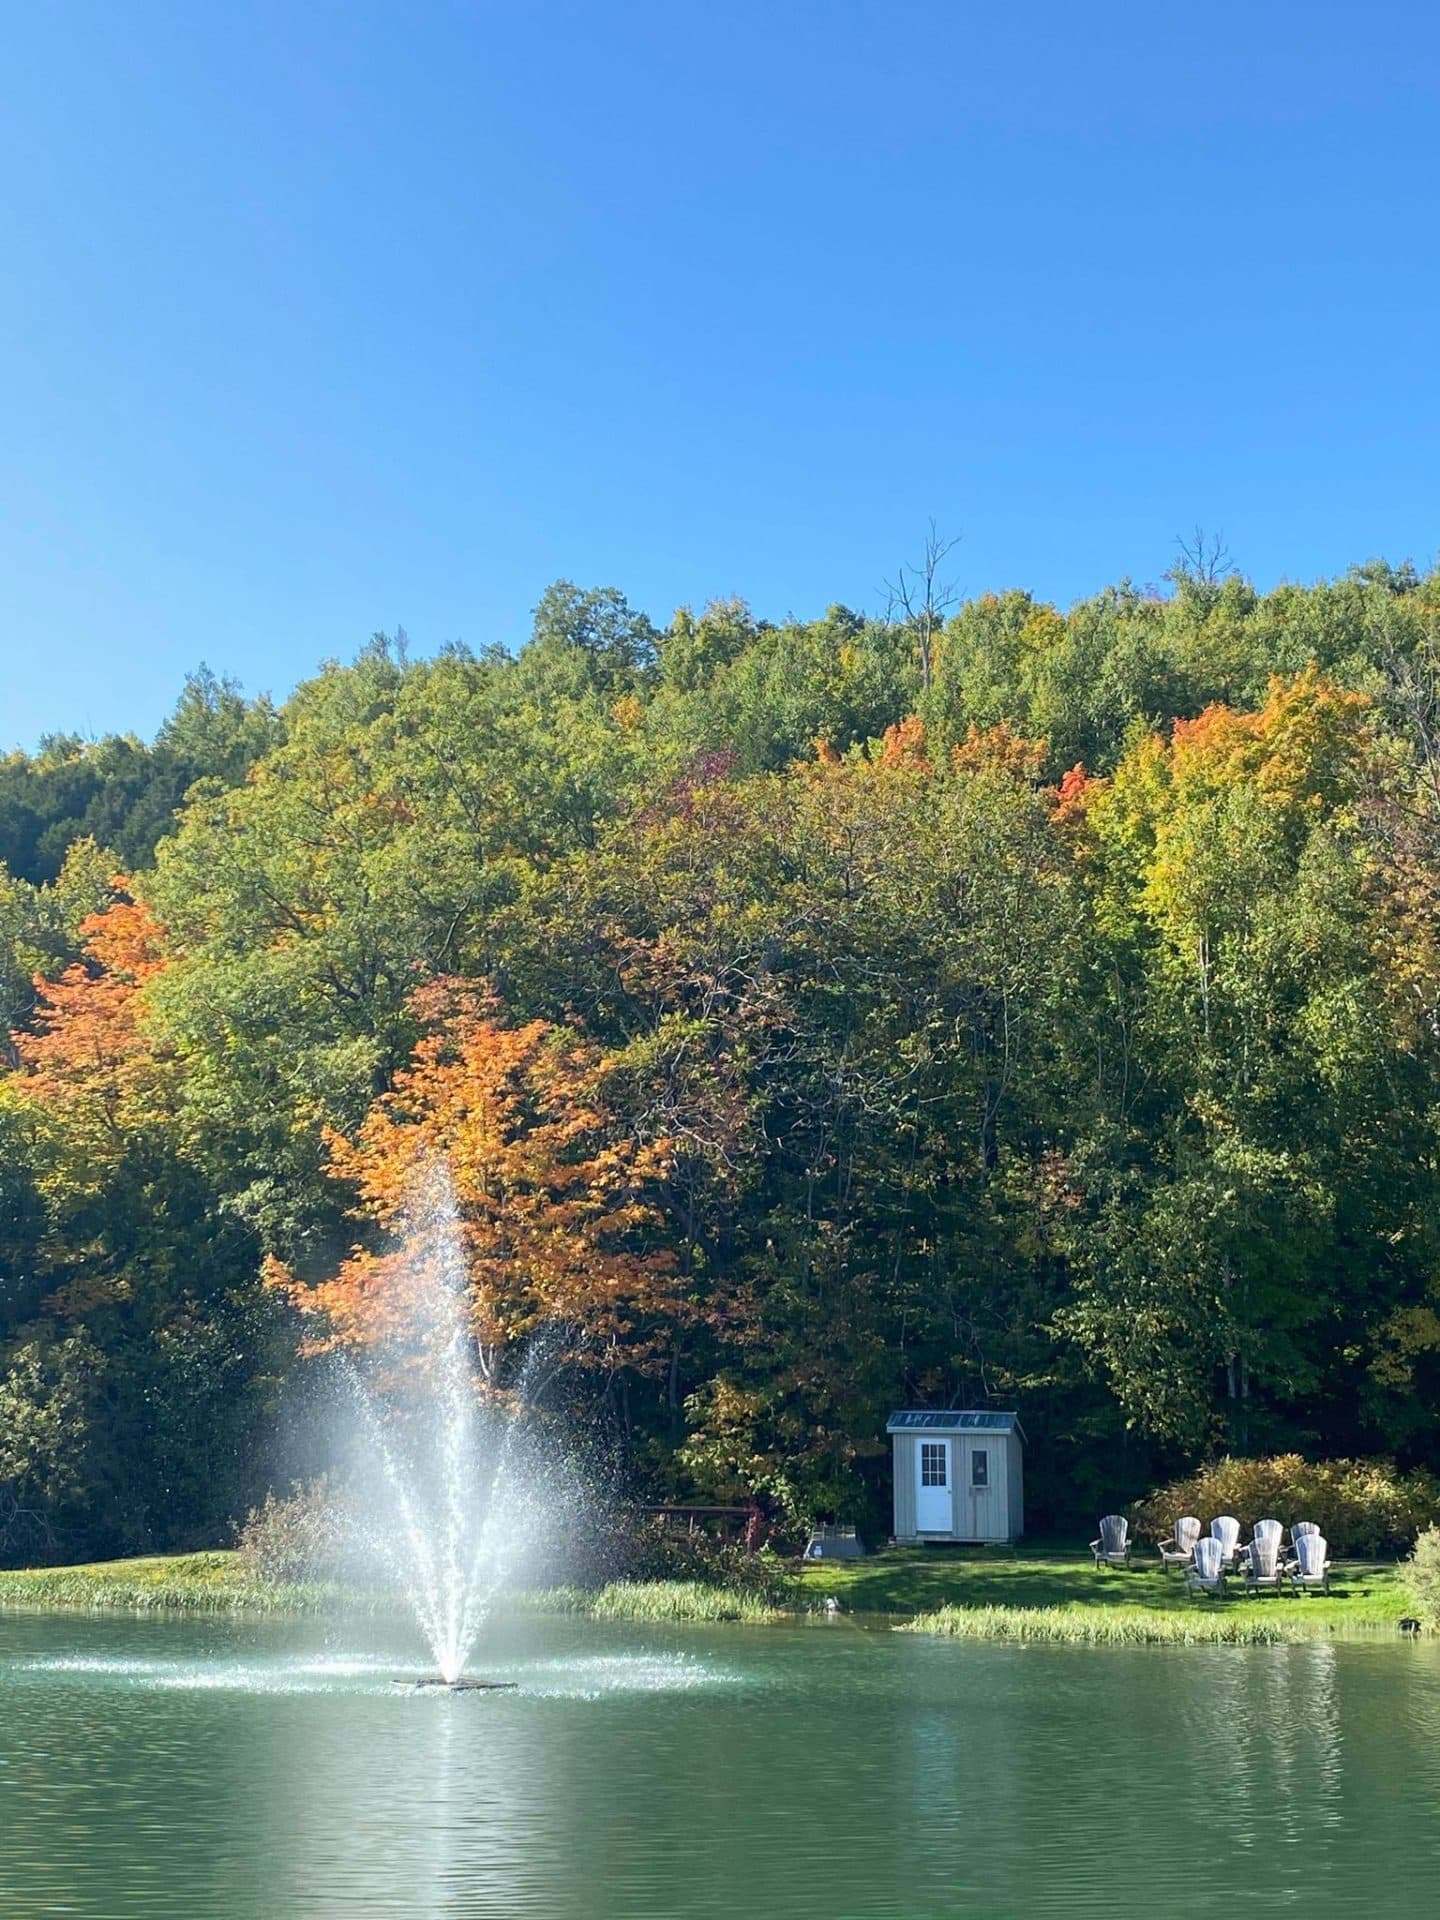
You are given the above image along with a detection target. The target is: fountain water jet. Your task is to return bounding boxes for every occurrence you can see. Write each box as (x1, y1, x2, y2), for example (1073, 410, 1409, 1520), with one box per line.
(338, 1166, 573, 1687)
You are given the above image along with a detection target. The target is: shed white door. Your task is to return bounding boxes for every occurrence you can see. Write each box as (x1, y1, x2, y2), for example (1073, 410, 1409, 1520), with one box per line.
(915, 1438, 952, 1532)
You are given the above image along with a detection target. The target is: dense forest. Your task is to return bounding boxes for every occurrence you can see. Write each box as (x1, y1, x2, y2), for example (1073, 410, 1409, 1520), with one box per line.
(5, 555, 1440, 1561)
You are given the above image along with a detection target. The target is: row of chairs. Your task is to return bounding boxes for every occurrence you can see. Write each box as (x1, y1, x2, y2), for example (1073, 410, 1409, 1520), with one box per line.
(1187, 1524, 1331, 1597)
(1090, 1513, 1332, 1595)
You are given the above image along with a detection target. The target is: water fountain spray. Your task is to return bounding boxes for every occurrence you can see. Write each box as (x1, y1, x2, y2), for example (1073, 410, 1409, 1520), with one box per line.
(341, 1165, 566, 1687)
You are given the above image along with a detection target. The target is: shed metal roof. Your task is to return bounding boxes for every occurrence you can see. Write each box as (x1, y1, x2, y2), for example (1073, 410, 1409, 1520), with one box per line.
(886, 1409, 1024, 1438)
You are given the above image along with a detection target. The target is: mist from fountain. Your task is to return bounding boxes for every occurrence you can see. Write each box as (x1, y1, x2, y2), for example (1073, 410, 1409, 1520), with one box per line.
(339, 1167, 574, 1686)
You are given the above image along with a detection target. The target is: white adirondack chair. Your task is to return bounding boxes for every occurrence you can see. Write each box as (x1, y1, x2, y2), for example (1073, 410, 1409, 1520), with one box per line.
(1289, 1531, 1330, 1594)
(1242, 1533, 1283, 1593)
(1286, 1520, 1320, 1556)
(1186, 1534, 1226, 1598)
(1157, 1515, 1202, 1571)
(1210, 1515, 1241, 1568)
(1090, 1514, 1131, 1569)
(1252, 1518, 1284, 1559)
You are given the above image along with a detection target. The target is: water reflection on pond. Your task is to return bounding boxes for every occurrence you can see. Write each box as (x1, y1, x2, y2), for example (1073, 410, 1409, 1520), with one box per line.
(2, 1610, 1439, 1917)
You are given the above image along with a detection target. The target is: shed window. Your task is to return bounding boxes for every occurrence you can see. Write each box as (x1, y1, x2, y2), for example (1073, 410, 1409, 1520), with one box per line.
(920, 1442, 948, 1487)
(971, 1449, 989, 1488)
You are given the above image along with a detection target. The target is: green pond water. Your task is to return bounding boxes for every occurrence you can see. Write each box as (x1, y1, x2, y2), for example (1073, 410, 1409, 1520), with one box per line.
(1, 1610, 1438, 1918)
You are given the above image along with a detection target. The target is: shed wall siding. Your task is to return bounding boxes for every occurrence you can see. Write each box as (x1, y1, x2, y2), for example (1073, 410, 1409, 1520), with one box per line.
(990, 1444, 1010, 1540)
(893, 1434, 917, 1536)
(1007, 1434, 1025, 1539)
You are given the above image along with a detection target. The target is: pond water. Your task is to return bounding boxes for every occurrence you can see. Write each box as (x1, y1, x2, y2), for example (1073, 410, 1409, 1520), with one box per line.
(2, 1610, 1438, 1917)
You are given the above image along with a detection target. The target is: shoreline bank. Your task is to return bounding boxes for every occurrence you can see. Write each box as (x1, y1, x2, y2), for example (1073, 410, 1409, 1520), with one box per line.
(0, 1547, 1419, 1644)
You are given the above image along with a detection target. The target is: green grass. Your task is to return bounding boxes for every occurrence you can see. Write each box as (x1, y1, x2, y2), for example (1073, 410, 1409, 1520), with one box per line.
(799, 1544, 1411, 1636)
(901, 1604, 1316, 1644)
(0, 1552, 344, 1616)
(0, 1557, 783, 1626)
(534, 1579, 784, 1625)
(0, 1544, 1415, 1642)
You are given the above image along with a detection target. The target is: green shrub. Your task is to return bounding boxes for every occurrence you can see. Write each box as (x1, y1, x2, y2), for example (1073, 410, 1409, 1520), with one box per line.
(1132, 1455, 1440, 1555)
(614, 1512, 799, 1604)
(1403, 1527, 1440, 1627)
(236, 1479, 346, 1583)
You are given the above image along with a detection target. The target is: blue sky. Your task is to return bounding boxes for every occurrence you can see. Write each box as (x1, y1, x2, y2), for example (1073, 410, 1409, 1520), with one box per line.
(3, 2, 1438, 748)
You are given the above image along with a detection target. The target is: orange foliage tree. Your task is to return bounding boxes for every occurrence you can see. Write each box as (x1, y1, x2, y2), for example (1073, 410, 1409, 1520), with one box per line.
(1050, 762, 1106, 828)
(15, 884, 171, 1158)
(280, 982, 683, 1379)
(951, 720, 1048, 782)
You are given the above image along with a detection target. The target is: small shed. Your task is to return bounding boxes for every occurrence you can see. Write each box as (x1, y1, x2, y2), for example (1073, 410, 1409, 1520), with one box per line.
(887, 1410, 1025, 1544)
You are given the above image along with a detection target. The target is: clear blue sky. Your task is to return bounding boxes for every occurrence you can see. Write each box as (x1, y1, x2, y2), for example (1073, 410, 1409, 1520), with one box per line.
(3, 2, 1438, 749)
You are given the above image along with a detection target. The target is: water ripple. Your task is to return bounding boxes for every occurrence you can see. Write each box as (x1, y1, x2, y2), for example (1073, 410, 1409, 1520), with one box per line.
(3, 1615, 1439, 1917)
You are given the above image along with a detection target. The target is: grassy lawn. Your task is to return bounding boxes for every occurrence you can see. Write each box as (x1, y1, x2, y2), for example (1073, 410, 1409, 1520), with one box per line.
(798, 1543, 1412, 1635)
(0, 1543, 1417, 1641)
(0, 1557, 787, 1626)
(0, 1552, 342, 1615)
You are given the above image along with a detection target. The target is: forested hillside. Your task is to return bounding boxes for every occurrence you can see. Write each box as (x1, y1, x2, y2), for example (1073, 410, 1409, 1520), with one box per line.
(5, 560, 1440, 1560)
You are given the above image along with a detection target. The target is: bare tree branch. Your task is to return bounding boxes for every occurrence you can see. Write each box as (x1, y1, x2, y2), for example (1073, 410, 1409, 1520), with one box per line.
(1168, 526, 1236, 592)
(884, 520, 961, 692)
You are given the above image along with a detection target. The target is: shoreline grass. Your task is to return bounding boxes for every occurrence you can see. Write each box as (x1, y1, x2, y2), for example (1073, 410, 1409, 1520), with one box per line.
(902, 1603, 1325, 1645)
(532, 1580, 785, 1625)
(0, 1545, 1419, 1642)
(0, 1552, 347, 1617)
(0, 1555, 784, 1627)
